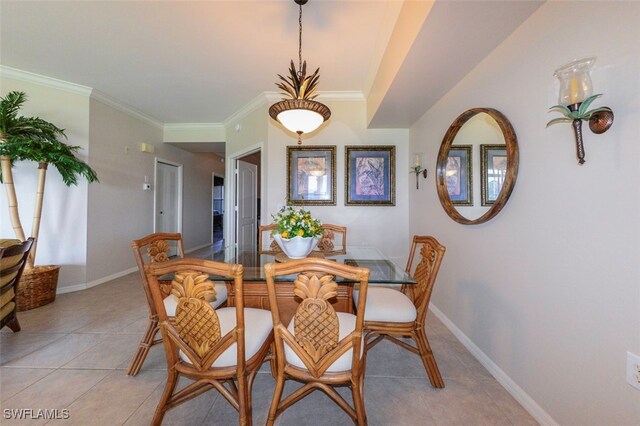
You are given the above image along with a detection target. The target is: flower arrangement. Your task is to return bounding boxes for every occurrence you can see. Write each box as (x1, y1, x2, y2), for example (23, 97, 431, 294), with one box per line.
(271, 206, 323, 239)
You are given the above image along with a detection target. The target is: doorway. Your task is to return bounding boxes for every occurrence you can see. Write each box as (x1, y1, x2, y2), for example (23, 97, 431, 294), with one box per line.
(154, 159, 183, 249)
(212, 173, 224, 251)
(228, 148, 261, 253)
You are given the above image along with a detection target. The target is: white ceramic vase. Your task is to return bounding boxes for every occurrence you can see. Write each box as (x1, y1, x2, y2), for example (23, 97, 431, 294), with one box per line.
(273, 234, 320, 259)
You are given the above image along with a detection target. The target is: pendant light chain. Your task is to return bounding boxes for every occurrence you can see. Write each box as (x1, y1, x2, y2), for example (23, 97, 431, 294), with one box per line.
(298, 3, 303, 78)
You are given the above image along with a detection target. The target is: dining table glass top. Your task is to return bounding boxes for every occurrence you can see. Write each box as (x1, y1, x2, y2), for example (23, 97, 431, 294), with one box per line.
(197, 246, 415, 285)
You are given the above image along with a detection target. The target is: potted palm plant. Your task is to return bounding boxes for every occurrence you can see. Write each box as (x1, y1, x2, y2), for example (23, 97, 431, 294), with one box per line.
(0, 91, 98, 310)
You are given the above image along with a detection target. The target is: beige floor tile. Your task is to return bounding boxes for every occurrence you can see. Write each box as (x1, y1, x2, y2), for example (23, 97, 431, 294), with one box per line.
(480, 378, 538, 425)
(0, 367, 55, 402)
(116, 343, 167, 372)
(1, 369, 110, 425)
(202, 371, 277, 425)
(5, 334, 104, 368)
(63, 369, 165, 425)
(124, 377, 216, 425)
(62, 334, 144, 370)
(0, 333, 67, 365)
(277, 379, 354, 426)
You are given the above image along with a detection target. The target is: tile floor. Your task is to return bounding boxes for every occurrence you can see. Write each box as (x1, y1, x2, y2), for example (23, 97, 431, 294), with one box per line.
(0, 268, 537, 425)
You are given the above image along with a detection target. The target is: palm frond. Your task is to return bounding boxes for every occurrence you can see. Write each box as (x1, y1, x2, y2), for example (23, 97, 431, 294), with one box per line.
(546, 117, 572, 127)
(548, 104, 572, 116)
(578, 94, 602, 116)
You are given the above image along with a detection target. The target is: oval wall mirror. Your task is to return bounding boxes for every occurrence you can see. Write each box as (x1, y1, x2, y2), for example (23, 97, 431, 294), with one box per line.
(436, 108, 519, 225)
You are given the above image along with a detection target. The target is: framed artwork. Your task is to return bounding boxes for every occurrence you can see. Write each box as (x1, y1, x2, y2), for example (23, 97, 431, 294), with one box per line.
(446, 145, 472, 206)
(345, 145, 395, 206)
(481, 144, 507, 206)
(287, 145, 336, 205)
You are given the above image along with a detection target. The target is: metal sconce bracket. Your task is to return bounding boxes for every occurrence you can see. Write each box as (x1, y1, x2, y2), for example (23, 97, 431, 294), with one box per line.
(559, 101, 614, 165)
(412, 167, 428, 189)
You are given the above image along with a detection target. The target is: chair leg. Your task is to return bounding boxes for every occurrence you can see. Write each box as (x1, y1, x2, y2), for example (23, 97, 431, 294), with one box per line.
(414, 327, 444, 388)
(352, 375, 367, 426)
(127, 318, 159, 376)
(152, 368, 179, 426)
(6, 314, 21, 333)
(266, 371, 286, 426)
(237, 374, 252, 426)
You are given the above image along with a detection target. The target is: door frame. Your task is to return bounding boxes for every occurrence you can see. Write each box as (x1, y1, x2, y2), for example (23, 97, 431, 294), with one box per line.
(225, 142, 263, 250)
(153, 157, 184, 234)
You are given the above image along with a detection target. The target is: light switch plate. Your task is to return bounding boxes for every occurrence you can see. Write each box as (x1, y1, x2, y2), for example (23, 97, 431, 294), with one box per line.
(627, 351, 640, 390)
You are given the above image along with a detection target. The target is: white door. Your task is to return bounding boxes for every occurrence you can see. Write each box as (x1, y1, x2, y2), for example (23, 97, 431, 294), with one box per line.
(236, 160, 257, 252)
(155, 161, 181, 236)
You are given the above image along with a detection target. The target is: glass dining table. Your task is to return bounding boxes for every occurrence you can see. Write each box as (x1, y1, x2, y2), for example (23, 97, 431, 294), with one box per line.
(198, 246, 415, 324)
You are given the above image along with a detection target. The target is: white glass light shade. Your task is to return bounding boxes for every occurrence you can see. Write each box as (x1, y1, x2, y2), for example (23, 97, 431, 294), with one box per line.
(276, 109, 324, 134)
(412, 152, 425, 169)
(554, 57, 596, 105)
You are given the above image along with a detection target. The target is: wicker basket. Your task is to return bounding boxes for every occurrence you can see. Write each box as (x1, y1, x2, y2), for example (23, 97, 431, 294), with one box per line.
(16, 265, 60, 311)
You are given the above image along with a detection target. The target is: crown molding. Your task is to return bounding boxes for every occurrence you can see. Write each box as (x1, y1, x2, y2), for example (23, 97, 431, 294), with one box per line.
(223, 93, 271, 127)
(0, 65, 92, 97)
(91, 90, 163, 129)
(164, 123, 225, 131)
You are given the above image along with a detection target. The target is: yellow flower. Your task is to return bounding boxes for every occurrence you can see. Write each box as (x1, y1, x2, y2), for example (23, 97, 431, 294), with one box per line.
(311, 226, 316, 232)
(281, 231, 289, 238)
(296, 229, 304, 237)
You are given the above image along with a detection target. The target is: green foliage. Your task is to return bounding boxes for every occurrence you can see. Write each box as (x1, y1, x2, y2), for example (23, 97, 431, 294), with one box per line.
(546, 94, 613, 127)
(0, 91, 98, 185)
(271, 206, 323, 239)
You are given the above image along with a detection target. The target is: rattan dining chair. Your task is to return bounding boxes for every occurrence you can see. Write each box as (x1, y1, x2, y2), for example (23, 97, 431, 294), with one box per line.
(354, 235, 446, 388)
(0, 238, 34, 332)
(264, 258, 370, 425)
(146, 258, 273, 426)
(127, 232, 228, 376)
(258, 224, 280, 254)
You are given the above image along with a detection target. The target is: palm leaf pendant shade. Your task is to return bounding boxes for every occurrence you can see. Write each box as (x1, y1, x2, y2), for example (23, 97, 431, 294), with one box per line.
(268, 0, 330, 144)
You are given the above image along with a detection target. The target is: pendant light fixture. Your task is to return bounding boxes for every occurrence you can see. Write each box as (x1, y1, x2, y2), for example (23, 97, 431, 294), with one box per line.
(269, 0, 331, 144)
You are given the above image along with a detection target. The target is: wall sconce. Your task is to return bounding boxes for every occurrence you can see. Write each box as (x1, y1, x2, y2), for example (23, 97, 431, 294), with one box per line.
(547, 57, 614, 165)
(411, 153, 428, 189)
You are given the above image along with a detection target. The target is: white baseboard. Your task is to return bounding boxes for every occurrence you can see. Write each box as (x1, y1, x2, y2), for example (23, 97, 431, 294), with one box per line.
(429, 304, 558, 426)
(55, 244, 211, 295)
(56, 266, 138, 295)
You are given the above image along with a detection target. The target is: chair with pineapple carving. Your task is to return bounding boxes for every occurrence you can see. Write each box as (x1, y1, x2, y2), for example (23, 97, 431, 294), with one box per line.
(264, 258, 370, 425)
(316, 224, 347, 255)
(354, 235, 446, 388)
(258, 224, 281, 254)
(146, 258, 273, 425)
(0, 238, 34, 332)
(127, 232, 228, 376)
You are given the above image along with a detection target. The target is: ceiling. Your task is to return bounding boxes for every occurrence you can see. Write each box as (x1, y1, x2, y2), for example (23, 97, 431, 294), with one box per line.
(0, 0, 544, 129)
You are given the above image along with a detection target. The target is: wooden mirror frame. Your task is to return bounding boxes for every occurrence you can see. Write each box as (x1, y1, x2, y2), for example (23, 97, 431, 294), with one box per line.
(436, 108, 519, 225)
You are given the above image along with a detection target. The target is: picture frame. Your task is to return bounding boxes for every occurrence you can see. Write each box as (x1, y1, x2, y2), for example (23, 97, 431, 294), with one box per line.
(481, 144, 507, 206)
(345, 145, 395, 206)
(287, 145, 336, 206)
(445, 145, 472, 206)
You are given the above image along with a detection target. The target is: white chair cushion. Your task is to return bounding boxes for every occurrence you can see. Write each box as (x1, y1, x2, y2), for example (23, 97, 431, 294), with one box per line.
(284, 312, 360, 373)
(163, 281, 228, 315)
(353, 287, 417, 323)
(178, 306, 273, 368)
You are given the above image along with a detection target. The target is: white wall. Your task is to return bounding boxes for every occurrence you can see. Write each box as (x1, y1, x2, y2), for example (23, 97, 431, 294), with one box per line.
(266, 99, 411, 266)
(409, 2, 640, 424)
(0, 77, 90, 288)
(87, 97, 224, 283)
